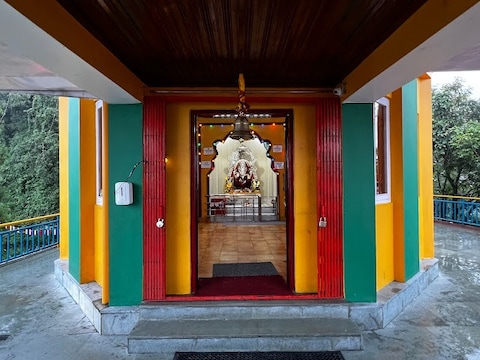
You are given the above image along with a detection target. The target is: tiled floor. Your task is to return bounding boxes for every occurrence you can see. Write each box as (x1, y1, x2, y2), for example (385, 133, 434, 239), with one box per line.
(198, 222, 287, 279)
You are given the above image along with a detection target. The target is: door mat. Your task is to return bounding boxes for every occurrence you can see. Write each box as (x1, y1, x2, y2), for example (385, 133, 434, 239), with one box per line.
(196, 275, 291, 296)
(212, 262, 279, 277)
(174, 352, 345, 360)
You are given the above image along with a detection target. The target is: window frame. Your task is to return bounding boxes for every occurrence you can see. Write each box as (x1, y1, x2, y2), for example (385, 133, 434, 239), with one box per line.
(374, 97, 391, 204)
(95, 100, 104, 205)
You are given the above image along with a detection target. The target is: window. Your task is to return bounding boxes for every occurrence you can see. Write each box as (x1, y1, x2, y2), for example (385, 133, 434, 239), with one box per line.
(96, 100, 104, 205)
(374, 97, 390, 203)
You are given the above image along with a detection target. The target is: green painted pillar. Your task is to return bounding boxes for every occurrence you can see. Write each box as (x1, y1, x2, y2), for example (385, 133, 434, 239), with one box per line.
(342, 103, 376, 302)
(402, 81, 420, 280)
(108, 104, 143, 306)
(67, 98, 81, 282)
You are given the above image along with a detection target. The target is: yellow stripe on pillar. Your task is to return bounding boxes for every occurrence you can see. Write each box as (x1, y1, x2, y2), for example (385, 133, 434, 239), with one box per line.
(59, 97, 69, 260)
(418, 75, 434, 259)
(79, 99, 96, 283)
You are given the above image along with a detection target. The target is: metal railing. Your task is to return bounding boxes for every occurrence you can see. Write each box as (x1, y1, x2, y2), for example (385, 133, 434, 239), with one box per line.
(434, 195, 480, 227)
(0, 214, 60, 264)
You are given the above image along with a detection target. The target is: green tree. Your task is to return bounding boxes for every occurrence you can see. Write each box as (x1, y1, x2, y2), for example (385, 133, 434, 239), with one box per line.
(432, 78, 480, 196)
(0, 93, 59, 221)
(450, 121, 480, 196)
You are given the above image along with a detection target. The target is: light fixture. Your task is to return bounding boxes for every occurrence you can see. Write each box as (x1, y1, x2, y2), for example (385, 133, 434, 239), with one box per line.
(229, 73, 254, 141)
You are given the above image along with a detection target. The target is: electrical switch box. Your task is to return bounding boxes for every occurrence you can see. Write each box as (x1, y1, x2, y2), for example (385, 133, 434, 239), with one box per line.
(115, 182, 133, 205)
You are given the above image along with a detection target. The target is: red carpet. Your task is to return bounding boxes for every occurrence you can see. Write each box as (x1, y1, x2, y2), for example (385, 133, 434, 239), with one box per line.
(196, 275, 292, 296)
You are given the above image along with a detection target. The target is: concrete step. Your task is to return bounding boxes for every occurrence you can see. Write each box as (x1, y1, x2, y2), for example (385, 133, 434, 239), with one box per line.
(128, 317, 362, 355)
(139, 300, 349, 322)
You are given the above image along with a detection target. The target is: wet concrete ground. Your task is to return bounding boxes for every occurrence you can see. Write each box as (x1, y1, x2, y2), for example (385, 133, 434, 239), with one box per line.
(343, 222, 480, 360)
(1, 222, 480, 360)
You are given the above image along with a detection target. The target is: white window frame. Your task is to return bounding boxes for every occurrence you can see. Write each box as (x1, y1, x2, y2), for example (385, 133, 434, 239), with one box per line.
(95, 100, 104, 205)
(374, 97, 391, 204)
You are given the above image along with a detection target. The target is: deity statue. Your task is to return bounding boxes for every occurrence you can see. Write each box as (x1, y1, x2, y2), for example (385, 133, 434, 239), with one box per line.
(224, 143, 260, 193)
(232, 159, 253, 189)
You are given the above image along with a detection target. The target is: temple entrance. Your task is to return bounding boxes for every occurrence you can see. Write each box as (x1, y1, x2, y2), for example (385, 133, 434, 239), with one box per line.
(190, 109, 294, 297)
(144, 96, 341, 300)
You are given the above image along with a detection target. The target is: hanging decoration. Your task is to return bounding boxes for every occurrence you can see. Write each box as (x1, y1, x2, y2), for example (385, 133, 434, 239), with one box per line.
(230, 73, 254, 141)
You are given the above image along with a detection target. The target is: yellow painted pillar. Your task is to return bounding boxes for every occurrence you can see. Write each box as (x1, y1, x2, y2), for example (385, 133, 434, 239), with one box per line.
(58, 97, 69, 260)
(79, 99, 97, 283)
(418, 75, 434, 259)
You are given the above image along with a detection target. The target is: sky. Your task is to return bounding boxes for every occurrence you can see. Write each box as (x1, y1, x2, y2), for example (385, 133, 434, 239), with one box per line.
(429, 71, 480, 100)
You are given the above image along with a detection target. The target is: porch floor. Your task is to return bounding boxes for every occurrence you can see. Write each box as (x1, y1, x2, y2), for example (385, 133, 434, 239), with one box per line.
(198, 222, 287, 279)
(2, 223, 479, 359)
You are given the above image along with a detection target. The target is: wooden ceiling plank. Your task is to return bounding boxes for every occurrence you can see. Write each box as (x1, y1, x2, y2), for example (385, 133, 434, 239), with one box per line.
(52, 0, 428, 89)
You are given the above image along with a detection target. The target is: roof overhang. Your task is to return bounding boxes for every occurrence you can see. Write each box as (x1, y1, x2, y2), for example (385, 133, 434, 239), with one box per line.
(1, 0, 480, 104)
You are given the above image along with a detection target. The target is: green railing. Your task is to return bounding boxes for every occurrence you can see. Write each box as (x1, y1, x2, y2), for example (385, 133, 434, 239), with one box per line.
(0, 214, 59, 264)
(434, 195, 480, 227)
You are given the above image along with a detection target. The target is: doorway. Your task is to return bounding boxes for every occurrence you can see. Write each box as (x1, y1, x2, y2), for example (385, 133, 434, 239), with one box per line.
(190, 109, 294, 297)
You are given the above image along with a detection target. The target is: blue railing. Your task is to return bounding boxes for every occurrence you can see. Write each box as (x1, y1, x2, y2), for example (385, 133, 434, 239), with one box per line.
(434, 195, 480, 227)
(0, 214, 60, 264)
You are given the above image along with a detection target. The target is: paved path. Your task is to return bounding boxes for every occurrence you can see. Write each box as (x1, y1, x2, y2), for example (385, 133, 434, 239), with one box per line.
(1, 222, 480, 359)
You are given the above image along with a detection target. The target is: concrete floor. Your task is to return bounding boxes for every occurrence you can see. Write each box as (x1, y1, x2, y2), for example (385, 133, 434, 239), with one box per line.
(1, 222, 480, 360)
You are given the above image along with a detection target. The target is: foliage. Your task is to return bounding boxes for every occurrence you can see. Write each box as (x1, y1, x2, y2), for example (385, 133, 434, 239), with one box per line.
(0, 93, 59, 222)
(432, 78, 480, 196)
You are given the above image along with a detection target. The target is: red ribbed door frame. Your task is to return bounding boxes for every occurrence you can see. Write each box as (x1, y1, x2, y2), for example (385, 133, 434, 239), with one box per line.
(143, 96, 167, 300)
(316, 98, 344, 298)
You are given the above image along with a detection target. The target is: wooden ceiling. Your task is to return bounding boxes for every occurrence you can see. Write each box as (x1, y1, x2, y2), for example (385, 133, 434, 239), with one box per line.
(56, 0, 428, 89)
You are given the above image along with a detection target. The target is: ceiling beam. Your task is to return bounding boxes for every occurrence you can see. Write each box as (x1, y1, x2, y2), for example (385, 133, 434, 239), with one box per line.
(3, 0, 145, 103)
(344, 0, 480, 103)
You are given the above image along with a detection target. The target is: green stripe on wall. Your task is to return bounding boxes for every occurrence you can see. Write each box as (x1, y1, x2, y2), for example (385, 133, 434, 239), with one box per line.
(342, 103, 376, 302)
(108, 104, 143, 306)
(402, 81, 420, 280)
(67, 98, 81, 281)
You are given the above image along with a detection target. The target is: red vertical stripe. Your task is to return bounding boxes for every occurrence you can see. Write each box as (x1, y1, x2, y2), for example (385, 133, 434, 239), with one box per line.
(286, 111, 295, 290)
(143, 96, 167, 300)
(317, 98, 344, 298)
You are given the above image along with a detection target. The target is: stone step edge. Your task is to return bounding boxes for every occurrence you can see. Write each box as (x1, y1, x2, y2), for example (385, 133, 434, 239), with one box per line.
(138, 303, 351, 321)
(129, 318, 361, 339)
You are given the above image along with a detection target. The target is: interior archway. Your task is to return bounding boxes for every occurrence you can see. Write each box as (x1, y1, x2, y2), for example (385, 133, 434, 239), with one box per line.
(191, 110, 294, 297)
